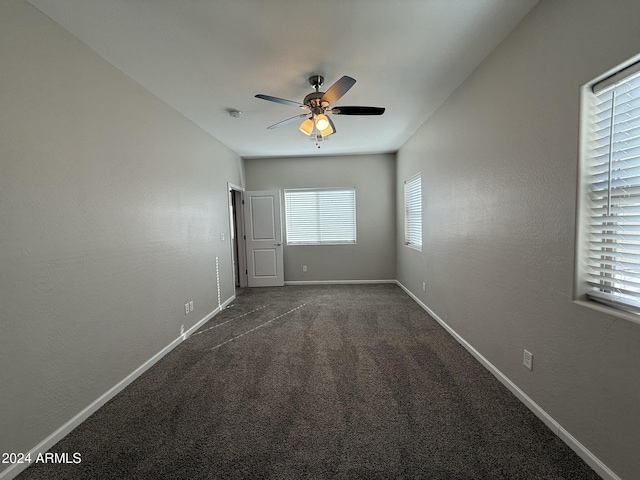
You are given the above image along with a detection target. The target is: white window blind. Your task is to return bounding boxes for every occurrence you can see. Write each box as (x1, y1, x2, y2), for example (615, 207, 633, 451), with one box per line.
(284, 188, 356, 245)
(404, 173, 422, 250)
(585, 64, 640, 314)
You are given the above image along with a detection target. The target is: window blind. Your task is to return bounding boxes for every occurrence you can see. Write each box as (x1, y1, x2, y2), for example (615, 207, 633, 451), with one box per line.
(284, 188, 356, 245)
(404, 173, 422, 250)
(586, 67, 640, 313)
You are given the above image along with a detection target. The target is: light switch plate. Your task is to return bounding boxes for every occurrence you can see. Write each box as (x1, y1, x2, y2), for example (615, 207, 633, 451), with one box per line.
(523, 349, 533, 370)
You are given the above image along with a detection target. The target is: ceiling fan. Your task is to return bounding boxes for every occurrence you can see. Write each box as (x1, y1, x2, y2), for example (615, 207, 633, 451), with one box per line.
(255, 75, 385, 144)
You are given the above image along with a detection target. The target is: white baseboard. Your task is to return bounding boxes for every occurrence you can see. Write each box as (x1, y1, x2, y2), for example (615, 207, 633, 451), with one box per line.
(284, 279, 397, 285)
(1, 295, 235, 480)
(395, 281, 619, 480)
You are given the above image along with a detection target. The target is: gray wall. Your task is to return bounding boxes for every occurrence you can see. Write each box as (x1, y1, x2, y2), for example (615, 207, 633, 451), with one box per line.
(5, 0, 640, 478)
(245, 154, 396, 282)
(0, 1, 243, 475)
(396, 1, 640, 478)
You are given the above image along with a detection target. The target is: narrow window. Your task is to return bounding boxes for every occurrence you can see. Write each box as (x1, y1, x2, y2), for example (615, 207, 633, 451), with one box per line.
(404, 173, 422, 251)
(284, 188, 356, 245)
(579, 58, 640, 314)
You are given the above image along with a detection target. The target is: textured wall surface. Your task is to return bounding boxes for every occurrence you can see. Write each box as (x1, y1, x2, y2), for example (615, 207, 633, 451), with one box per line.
(0, 1, 243, 475)
(396, 1, 640, 478)
(5, 0, 640, 478)
(245, 154, 396, 282)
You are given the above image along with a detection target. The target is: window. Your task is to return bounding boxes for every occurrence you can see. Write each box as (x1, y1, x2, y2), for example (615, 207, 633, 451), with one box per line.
(284, 188, 356, 245)
(404, 173, 422, 251)
(579, 58, 640, 315)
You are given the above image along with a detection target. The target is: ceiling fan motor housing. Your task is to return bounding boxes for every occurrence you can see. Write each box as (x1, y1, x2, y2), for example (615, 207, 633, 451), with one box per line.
(303, 91, 329, 109)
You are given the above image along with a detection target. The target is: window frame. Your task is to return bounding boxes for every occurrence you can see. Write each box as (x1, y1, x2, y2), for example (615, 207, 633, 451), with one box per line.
(575, 53, 640, 324)
(404, 172, 422, 251)
(284, 187, 357, 246)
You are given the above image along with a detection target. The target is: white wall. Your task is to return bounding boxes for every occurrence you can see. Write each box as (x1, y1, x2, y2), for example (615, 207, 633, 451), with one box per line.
(396, 1, 640, 478)
(0, 1, 243, 477)
(245, 154, 396, 282)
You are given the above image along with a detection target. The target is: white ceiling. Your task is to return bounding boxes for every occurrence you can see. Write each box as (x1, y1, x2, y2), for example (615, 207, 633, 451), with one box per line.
(27, 0, 538, 158)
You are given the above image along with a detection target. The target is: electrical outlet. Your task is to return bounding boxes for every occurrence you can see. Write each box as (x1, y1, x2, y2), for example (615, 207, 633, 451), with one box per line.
(185, 303, 190, 315)
(220, 233, 225, 241)
(302, 265, 307, 272)
(189, 300, 194, 311)
(422, 282, 426, 292)
(523, 349, 533, 370)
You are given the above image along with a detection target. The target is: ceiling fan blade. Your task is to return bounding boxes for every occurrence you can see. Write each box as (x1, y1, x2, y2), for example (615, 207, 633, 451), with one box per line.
(255, 94, 309, 110)
(267, 114, 309, 129)
(331, 106, 385, 115)
(321, 76, 356, 105)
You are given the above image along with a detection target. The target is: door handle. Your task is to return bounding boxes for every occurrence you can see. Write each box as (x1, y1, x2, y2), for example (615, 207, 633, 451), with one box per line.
(275, 242, 283, 246)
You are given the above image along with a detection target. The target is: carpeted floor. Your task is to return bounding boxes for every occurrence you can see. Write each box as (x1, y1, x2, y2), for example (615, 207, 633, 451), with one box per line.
(17, 284, 600, 479)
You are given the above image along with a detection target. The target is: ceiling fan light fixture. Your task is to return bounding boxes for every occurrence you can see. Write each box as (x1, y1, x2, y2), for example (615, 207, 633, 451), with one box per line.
(319, 123, 334, 137)
(315, 113, 329, 131)
(299, 118, 314, 136)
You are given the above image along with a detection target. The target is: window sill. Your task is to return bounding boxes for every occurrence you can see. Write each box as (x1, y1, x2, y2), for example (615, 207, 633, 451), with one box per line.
(404, 243, 422, 252)
(286, 242, 357, 246)
(573, 298, 640, 326)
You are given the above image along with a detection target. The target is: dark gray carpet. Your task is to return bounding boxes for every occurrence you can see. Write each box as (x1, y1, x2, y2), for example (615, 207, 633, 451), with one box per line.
(17, 284, 600, 479)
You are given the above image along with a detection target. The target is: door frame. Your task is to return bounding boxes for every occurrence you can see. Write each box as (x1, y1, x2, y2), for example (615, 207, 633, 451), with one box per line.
(228, 182, 248, 291)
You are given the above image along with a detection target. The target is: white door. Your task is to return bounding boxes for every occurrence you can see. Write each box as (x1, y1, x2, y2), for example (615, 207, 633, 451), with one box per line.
(243, 190, 284, 287)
